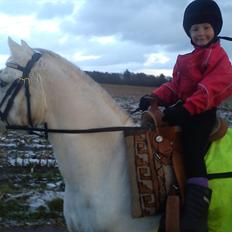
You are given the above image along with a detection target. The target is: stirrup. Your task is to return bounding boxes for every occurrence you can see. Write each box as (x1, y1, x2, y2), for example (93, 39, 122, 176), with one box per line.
(209, 117, 228, 142)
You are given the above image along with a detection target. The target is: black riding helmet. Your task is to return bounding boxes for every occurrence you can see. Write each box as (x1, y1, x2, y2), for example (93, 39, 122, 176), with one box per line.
(183, 0, 223, 37)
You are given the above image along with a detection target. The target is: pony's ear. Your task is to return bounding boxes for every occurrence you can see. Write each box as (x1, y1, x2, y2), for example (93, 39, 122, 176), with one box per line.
(21, 39, 31, 50)
(8, 37, 33, 65)
(8, 37, 22, 56)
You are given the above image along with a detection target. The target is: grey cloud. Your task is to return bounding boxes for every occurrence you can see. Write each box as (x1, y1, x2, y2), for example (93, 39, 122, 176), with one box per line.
(0, 0, 36, 15)
(220, 5, 232, 37)
(0, 37, 10, 54)
(36, 2, 74, 19)
(0, 1, 74, 18)
(52, 34, 176, 73)
(61, 0, 188, 49)
(1, 0, 231, 73)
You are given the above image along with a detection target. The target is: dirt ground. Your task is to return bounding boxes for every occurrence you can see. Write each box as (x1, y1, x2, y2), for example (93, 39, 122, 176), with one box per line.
(102, 83, 232, 105)
(102, 83, 153, 99)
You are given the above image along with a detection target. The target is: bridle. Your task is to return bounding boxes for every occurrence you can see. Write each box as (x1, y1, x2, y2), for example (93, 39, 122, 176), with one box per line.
(0, 51, 42, 127)
(0, 51, 144, 138)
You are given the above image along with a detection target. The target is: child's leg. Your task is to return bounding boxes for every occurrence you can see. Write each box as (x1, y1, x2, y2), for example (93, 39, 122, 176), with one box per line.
(181, 108, 217, 180)
(180, 108, 216, 232)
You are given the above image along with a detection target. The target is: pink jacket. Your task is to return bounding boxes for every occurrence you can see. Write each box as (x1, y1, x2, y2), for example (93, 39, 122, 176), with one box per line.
(153, 41, 232, 115)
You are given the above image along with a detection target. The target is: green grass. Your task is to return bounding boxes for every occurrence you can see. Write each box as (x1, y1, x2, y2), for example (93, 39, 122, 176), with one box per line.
(47, 198, 64, 212)
(0, 166, 65, 226)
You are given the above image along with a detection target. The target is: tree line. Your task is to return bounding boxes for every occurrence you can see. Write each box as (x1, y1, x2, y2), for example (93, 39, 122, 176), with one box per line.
(86, 69, 170, 87)
(0, 68, 170, 87)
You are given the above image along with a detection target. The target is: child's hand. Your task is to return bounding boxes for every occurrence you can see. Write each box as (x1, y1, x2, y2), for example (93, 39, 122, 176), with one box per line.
(138, 94, 159, 111)
(163, 104, 190, 126)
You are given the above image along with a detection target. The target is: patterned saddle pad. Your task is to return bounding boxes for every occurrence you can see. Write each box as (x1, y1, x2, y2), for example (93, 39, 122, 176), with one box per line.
(125, 129, 182, 217)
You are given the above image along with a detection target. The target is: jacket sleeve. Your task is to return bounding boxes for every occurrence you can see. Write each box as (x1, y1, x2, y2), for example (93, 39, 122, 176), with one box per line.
(152, 61, 179, 106)
(184, 48, 232, 115)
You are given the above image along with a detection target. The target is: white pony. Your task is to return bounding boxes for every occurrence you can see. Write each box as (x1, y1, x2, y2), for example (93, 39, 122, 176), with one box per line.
(0, 38, 159, 232)
(1, 38, 232, 232)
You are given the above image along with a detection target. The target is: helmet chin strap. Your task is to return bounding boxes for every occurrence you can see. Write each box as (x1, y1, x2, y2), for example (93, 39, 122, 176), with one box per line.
(218, 36, 232, 42)
(190, 36, 218, 48)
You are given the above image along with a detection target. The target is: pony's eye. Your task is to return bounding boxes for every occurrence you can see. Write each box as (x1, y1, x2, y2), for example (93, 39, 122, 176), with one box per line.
(0, 79, 8, 88)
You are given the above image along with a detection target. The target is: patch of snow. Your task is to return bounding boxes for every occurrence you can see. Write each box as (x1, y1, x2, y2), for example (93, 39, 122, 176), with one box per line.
(28, 191, 64, 212)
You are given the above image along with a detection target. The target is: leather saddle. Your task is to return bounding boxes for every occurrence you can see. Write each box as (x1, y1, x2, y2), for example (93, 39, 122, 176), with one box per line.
(142, 107, 228, 143)
(141, 105, 228, 197)
(125, 104, 228, 231)
(141, 105, 228, 231)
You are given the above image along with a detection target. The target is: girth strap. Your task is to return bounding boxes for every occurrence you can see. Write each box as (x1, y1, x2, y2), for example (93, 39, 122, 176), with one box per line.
(208, 172, 232, 180)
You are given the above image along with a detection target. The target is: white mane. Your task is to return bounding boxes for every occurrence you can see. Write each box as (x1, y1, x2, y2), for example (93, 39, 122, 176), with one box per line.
(36, 49, 132, 127)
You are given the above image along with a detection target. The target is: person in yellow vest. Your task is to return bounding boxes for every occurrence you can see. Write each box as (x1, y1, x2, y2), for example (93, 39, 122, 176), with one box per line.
(139, 0, 232, 231)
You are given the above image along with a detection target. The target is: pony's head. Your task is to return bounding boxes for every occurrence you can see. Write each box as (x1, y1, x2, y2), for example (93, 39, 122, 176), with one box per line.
(0, 37, 133, 136)
(0, 37, 47, 132)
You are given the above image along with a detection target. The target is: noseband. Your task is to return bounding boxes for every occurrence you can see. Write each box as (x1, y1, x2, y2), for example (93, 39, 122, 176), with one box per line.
(0, 52, 42, 127)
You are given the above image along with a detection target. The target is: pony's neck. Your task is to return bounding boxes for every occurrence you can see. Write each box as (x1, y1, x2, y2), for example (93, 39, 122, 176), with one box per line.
(41, 67, 133, 129)
(38, 57, 133, 192)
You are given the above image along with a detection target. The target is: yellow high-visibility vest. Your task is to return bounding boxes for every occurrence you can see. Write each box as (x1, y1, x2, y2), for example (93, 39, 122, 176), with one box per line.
(205, 128, 232, 232)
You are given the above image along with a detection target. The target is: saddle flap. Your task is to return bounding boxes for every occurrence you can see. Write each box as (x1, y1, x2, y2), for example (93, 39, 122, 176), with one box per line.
(151, 133, 173, 165)
(125, 129, 180, 218)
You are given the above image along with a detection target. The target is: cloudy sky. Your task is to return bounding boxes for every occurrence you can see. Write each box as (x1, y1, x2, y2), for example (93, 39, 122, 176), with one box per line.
(0, 0, 232, 76)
